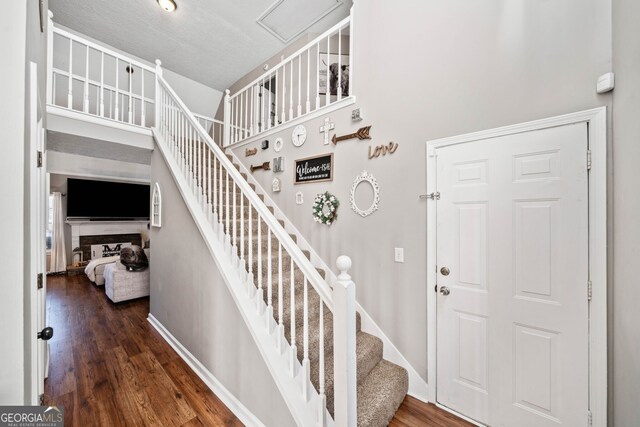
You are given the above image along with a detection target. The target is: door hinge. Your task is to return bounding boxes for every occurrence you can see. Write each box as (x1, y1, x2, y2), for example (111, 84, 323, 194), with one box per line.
(37, 273, 43, 290)
(587, 410, 593, 426)
(39, 393, 44, 406)
(37, 151, 43, 168)
(587, 149, 592, 171)
(420, 192, 440, 200)
(587, 280, 592, 301)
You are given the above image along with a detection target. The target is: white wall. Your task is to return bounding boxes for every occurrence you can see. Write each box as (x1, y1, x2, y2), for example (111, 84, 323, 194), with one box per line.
(149, 149, 296, 427)
(0, 0, 48, 405)
(232, 0, 613, 386)
(0, 0, 28, 405)
(47, 151, 150, 183)
(611, 0, 640, 424)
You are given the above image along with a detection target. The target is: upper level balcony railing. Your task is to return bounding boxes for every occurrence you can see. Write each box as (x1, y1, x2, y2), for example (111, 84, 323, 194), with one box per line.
(47, 20, 157, 129)
(223, 15, 353, 147)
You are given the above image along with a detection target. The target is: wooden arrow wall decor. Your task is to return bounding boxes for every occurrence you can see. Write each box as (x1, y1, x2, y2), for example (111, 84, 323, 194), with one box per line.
(331, 126, 372, 145)
(250, 162, 271, 173)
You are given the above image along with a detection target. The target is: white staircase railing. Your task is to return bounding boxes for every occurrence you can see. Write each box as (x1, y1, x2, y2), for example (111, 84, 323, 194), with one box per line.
(193, 113, 224, 146)
(154, 61, 357, 427)
(223, 15, 353, 146)
(47, 13, 156, 128)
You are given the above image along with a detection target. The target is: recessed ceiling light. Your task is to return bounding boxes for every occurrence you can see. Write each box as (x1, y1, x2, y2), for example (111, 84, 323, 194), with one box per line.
(157, 0, 177, 12)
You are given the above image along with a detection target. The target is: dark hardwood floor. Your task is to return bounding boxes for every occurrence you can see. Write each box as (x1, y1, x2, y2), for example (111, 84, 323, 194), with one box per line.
(390, 397, 473, 427)
(45, 274, 471, 427)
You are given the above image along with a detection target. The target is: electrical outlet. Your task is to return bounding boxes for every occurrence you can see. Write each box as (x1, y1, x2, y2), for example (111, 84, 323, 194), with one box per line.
(394, 248, 404, 263)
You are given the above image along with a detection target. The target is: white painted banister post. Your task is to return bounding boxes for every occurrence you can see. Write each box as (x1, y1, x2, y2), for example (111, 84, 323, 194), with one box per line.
(223, 89, 231, 148)
(333, 255, 357, 427)
(155, 59, 162, 129)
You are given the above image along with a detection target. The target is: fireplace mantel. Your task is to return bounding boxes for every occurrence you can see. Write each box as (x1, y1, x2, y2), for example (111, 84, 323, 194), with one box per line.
(67, 220, 148, 250)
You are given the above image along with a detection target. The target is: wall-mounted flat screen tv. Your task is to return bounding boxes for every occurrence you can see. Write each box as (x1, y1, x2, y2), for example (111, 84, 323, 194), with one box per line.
(66, 178, 150, 220)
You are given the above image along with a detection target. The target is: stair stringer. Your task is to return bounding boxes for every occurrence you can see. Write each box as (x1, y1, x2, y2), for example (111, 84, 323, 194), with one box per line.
(153, 127, 334, 427)
(228, 149, 430, 402)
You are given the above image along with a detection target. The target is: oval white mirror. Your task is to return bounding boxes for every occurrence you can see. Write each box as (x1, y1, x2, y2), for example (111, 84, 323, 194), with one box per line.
(350, 171, 380, 217)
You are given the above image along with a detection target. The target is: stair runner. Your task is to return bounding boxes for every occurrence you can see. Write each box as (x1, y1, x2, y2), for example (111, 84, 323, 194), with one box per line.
(216, 151, 409, 426)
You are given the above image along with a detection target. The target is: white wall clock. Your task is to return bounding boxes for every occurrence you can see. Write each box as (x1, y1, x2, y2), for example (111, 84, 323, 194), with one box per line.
(274, 137, 284, 152)
(292, 124, 307, 147)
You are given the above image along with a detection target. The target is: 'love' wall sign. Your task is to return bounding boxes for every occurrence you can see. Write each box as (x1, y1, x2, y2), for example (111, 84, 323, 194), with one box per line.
(294, 153, 334, 184)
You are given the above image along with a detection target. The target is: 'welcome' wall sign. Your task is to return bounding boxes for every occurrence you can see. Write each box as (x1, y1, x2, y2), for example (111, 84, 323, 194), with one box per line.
(294, 153, 334, 184)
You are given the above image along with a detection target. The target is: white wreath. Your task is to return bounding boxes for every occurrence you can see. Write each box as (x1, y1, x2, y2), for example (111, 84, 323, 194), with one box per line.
(350, 171, 380, 217)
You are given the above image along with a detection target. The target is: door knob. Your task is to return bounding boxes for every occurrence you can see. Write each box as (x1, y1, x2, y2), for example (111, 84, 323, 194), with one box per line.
(37, 327, 53, 341)
(439, 286, 450, 296)
(440, 266, 450, 276)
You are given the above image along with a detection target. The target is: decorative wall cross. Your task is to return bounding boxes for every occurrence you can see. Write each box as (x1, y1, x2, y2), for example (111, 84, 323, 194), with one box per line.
(319, 117, 335, 145)
(331, 126, 372, 145)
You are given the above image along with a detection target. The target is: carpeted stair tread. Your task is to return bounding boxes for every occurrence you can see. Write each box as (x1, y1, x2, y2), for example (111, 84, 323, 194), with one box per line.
(310, 331, 384, 416)
(208, 150, 409, 424)
(356, 360, 408, 427)
(249, 249, 311, 278)
(267, 276, 362, 338)
(218, 203, 274, 221)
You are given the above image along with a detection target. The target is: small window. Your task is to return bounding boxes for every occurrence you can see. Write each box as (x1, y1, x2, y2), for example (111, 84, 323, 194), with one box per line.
(151, 183, 162, 227)
(46, 194, 53, 250)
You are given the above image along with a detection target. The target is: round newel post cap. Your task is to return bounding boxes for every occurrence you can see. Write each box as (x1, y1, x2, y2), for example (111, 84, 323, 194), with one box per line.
(155, 59, 162, 67)
(336, 255, 352, 279)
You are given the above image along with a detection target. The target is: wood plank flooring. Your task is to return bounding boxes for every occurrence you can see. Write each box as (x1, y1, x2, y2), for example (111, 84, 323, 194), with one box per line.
(45, 274, 471, 427)
(44, 274, 242, 427)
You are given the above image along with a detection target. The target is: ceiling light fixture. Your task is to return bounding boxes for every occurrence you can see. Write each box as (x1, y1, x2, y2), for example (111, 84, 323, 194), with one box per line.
(157, 0, 177, 12)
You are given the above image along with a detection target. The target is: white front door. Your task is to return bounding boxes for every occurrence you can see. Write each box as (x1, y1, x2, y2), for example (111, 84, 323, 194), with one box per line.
(435, 123, 589, 426)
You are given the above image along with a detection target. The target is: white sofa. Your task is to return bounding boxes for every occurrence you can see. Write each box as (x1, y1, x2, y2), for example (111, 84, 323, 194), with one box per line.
(104, 260, 150, 303)
(98, 248, 150, 303)
(94, 263, 109, 286)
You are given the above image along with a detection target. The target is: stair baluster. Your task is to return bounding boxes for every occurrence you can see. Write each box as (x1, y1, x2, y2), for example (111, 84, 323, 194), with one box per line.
(153, 70, 381, 427)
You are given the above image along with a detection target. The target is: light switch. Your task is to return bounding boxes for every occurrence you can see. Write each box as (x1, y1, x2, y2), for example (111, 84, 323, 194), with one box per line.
(394, 248, 404, 263)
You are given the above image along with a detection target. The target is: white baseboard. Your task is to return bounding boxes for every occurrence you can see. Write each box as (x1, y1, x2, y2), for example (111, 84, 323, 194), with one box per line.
(147, 314, 265, 427)
(355, 304, 429, 402)
(228, 150, 430, 403)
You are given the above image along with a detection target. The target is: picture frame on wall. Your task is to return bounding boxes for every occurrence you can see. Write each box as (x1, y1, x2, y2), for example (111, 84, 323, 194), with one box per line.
(319, 53, 350, 97)
(294, 153, 334, 184)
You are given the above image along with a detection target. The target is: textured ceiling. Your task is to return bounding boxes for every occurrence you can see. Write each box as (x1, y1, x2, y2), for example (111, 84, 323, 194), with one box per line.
(49, 0, 352, 90)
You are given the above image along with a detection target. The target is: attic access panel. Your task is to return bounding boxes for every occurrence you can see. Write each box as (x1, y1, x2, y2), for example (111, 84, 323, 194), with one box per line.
(257, 0, 344, 43)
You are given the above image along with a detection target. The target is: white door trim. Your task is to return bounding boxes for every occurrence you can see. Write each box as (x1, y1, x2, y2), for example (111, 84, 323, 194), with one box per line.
(425, 107, 607, 427)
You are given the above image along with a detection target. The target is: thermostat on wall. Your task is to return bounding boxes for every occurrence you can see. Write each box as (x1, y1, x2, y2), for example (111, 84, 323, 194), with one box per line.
(596, 72, 615, 94)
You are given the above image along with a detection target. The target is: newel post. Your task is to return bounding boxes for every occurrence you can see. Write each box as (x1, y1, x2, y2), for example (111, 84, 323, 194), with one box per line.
(333, 256, 357, 427)
(223, 89, 231, 147)
(155, 60, 162, 129)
